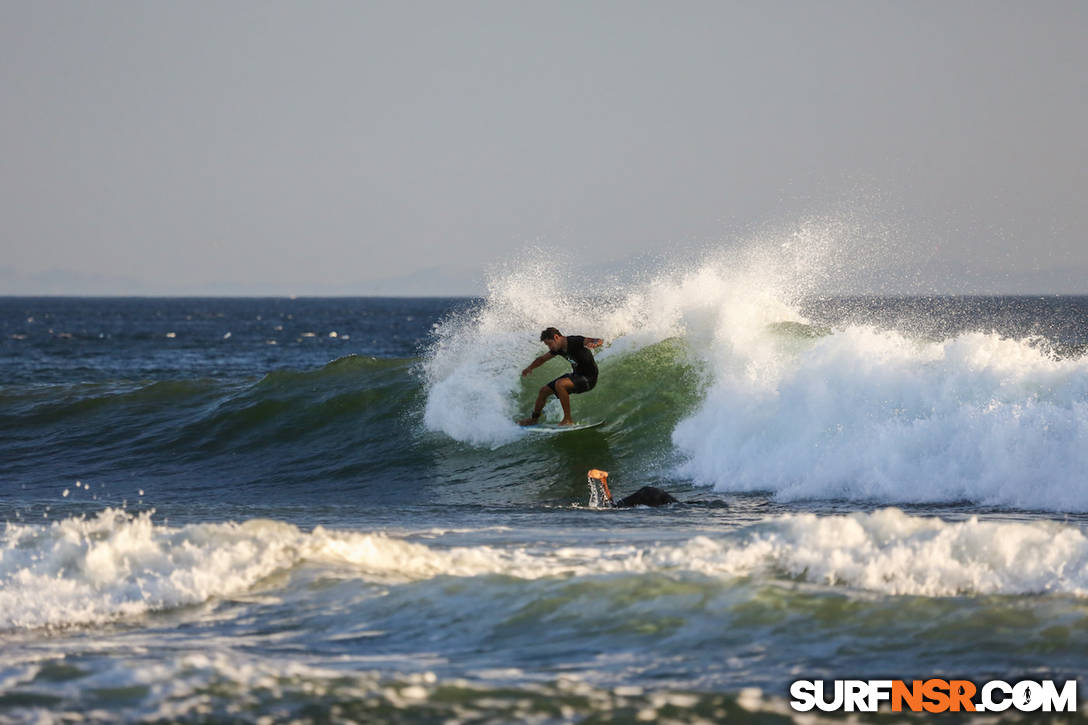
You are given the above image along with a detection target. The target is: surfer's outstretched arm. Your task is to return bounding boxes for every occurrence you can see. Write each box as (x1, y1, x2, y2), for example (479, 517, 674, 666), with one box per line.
(584, 337, 604, 349)
(521, 352, 555, 377)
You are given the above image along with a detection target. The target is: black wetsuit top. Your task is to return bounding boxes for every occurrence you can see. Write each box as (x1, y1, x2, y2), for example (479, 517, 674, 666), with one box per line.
(561, 335, 598, 384)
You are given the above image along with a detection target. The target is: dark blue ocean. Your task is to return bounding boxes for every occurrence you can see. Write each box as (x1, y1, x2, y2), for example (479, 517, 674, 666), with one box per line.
(3, 288, 1088, 722)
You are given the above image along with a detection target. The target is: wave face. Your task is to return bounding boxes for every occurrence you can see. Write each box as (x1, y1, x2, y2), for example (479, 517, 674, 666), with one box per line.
(0, 353, 425, 508)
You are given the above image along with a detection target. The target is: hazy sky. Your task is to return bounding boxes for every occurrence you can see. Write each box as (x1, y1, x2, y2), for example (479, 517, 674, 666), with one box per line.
(2, 1, 1086, 295)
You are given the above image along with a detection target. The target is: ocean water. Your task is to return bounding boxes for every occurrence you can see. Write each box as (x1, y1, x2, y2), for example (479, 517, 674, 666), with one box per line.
(4, 258, 1088, 721)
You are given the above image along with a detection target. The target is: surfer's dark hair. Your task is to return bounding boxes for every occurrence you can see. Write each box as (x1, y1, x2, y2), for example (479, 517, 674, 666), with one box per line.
(540, 327, 561, 341)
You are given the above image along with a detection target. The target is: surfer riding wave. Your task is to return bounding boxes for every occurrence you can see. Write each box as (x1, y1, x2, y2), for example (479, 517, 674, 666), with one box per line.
(519, 327, 602, 426)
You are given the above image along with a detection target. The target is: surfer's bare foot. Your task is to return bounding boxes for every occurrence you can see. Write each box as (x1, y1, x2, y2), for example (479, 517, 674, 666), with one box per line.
(558, 418, 574, 426)
(518, 418, 539, 426)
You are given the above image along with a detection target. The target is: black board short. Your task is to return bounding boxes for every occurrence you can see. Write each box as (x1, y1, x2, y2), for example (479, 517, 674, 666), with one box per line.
(547, 373, 597, 395)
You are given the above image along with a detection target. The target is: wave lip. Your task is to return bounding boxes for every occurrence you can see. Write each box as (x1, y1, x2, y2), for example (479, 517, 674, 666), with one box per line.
(3, 508, 1088, 631)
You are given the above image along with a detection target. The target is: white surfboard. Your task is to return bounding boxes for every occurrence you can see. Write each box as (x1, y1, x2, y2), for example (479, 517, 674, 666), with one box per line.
(522, 420, 605, 433)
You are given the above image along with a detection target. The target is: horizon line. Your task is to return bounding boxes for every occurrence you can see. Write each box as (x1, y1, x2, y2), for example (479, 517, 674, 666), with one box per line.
(3, 292, 1088, 300)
